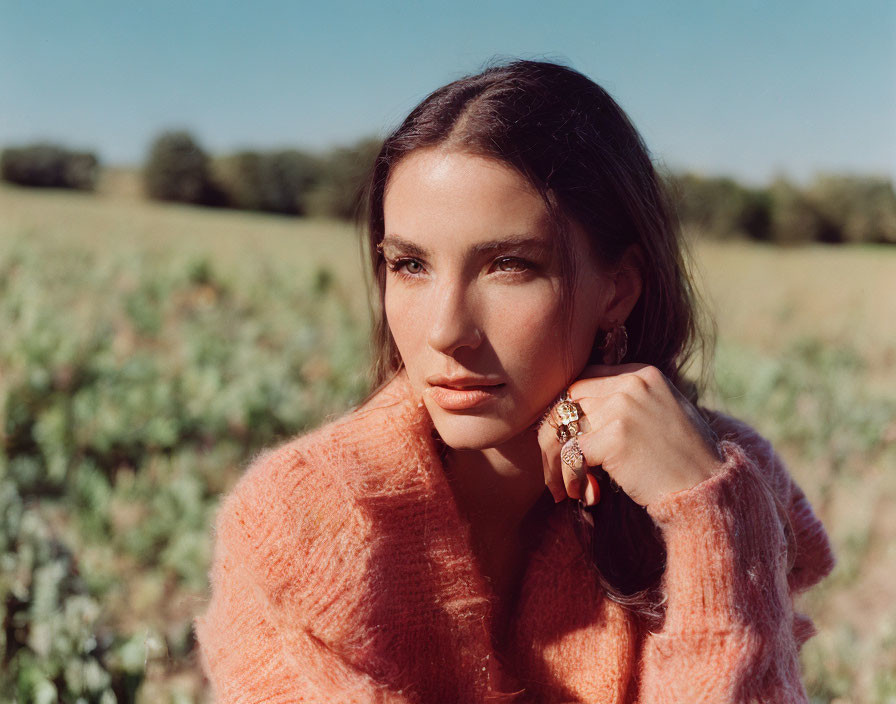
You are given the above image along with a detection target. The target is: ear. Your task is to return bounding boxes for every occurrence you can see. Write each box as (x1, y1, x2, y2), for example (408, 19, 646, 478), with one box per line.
(601, 244, 643, 326)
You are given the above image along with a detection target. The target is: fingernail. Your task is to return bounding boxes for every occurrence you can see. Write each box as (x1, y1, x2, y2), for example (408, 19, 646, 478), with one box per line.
(584, 474, 600, 506)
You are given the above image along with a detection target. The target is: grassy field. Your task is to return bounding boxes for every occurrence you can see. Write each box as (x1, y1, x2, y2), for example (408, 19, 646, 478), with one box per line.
(1, 181, 894, 702)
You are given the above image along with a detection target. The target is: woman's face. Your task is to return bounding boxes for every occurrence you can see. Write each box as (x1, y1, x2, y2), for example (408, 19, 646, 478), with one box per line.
(382, 148, 615, 451)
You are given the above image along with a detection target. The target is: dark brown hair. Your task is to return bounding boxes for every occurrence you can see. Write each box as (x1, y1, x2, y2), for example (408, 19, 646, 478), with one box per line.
(359, 58, 713, 625)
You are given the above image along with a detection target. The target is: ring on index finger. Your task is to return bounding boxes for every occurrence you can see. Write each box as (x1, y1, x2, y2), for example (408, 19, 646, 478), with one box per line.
(553, 389, 584, 444)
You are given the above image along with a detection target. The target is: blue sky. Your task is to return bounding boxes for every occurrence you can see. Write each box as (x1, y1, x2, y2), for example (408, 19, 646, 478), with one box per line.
(2, 0, 894, 183)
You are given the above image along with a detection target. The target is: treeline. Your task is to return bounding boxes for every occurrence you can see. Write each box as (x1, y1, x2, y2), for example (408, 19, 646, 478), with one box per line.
(2, 135, 896, 244)
(142, 131, 382, 219)
(669, 172, 896, 245)
(0, 133, 381, 221)
(0, 144, 99, 191)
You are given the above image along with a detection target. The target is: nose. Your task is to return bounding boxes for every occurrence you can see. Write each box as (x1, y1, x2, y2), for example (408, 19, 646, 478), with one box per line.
(426, 280, 483, 356)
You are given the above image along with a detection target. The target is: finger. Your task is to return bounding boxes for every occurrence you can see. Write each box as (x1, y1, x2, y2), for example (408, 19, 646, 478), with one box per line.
(559, 395, 621, 487)
(574, 362, 650, 382)
(559, 437, 588, 499)
(572, 419, 651, 507)
(535, 390, 614, 502)
(583, 472, 600, 506)
(570, 385, 646, 443)
(541, 443, 567, 503)
(537, 416, 567, 502)
(568, 366, 667, 407)
(537, 407, 589, 502)
(538, 392, 600, 500)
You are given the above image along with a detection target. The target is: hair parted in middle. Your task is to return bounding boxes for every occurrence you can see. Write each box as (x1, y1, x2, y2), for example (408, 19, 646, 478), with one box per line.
(359, 57, 716, 624)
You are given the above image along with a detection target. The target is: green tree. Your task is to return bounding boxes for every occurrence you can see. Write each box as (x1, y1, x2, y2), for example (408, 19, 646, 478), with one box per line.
(1, 143, 99, 191)
(769, 177, 840, 244)
(807, 175, 896, 244)
(306, 137, 382, 219)
(143, 131, 223, 205)
(214, 149, 321, 214)
(669, 172, 771, 241)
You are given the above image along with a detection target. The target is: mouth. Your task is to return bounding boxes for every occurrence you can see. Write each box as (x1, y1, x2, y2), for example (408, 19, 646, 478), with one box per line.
(427, 383, 506, 411)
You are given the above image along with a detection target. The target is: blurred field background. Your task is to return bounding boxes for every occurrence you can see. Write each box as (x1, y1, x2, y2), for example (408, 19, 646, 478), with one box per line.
(2, 168, 894, 702)
(3, 2, 895, 702)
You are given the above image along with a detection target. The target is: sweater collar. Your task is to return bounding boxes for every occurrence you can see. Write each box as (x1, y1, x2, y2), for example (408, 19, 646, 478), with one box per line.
(344, 368, 524, 697)
(344, 369, 620, 699)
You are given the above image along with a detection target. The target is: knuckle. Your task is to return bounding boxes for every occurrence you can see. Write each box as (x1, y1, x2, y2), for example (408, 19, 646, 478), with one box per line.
(622, 372, 649, 395)
(608, 416, 631, 441)
(639, 365, 665, 387)
(609, 390, 636, 414)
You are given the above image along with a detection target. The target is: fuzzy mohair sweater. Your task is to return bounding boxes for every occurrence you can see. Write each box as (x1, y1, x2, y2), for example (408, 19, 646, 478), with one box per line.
(195, 368, 835, 703)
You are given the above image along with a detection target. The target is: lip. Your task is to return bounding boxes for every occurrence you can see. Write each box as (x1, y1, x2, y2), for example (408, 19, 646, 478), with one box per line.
(427, 383, 505, 411)
(425, 374, 504, 389)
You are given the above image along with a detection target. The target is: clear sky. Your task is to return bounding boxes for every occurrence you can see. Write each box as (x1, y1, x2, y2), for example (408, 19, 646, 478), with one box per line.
(2, 0, 894, 184)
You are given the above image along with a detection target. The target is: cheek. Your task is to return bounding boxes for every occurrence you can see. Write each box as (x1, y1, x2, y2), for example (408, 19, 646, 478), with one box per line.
(384, 288, 424, 358)
(486, 284, 602, 393)
(482, 287, 568, 372)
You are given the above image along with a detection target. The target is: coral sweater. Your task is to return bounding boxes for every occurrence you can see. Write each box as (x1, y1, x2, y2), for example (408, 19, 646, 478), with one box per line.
(195, 369, 835, 703)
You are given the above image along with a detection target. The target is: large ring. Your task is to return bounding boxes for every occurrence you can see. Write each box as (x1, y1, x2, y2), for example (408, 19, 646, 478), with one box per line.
(552, 390, 584, 444)
(560, 437, 587, 478)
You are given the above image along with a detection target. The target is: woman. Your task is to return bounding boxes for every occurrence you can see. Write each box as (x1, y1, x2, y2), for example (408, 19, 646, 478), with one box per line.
(195, 60, 835, 703)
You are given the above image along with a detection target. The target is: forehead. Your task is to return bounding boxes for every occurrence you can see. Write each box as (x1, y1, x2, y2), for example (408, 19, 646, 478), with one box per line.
(382, 148, 554, 254)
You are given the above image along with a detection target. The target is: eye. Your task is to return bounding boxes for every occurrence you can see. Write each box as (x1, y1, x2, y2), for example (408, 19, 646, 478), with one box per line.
(493, 257, 531, 273)
(386, 257, 425, 276)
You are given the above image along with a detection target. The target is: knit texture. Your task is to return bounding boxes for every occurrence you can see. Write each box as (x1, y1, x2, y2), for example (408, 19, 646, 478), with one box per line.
(195, 369, 835, 703)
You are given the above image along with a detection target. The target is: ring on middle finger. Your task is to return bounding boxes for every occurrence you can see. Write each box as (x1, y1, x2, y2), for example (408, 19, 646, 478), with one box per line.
(560, 436, 587, 478)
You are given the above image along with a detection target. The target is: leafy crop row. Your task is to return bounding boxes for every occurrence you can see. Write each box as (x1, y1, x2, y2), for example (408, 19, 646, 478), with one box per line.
(2, 231, 893, 701)
(1, 242, 369, 702)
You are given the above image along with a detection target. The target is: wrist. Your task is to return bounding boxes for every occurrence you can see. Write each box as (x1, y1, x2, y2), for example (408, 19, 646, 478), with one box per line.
(645, 445, 725, 508)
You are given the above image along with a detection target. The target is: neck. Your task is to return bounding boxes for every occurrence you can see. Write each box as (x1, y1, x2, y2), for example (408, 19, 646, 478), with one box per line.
(443, 428, 549, 535)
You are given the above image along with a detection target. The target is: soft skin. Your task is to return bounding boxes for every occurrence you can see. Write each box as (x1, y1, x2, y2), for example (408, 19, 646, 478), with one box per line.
(381, 148, 723, 600)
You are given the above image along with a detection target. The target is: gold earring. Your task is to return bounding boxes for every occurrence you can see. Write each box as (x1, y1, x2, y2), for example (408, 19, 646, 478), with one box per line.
(598, 324, 628, 365)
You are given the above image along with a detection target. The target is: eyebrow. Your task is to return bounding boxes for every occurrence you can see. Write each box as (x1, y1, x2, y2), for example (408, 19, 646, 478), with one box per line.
(379, 234, 552, 258)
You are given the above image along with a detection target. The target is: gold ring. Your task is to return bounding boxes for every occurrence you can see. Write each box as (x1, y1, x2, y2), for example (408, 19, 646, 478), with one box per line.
(560, 437, 586, 478)
(553, 390, 584, 444)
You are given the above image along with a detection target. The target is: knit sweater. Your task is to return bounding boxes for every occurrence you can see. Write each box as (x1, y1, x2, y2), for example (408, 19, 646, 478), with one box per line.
(195, 368, 835, 703)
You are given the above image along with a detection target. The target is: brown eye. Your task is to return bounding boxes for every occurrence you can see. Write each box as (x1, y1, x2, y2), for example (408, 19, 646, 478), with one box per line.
(495, 257, 529, 273)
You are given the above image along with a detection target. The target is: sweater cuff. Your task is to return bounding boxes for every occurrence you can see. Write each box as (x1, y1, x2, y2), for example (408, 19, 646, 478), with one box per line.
(646, 440, 789, 633)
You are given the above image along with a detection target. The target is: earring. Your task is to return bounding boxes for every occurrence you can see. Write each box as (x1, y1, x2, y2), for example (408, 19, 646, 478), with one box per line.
(597, 324, 628, 365)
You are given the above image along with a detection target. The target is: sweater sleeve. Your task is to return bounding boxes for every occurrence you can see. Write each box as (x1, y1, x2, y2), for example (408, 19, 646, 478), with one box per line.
(194, 446, 413, 704)
(635, 421, 835, 704)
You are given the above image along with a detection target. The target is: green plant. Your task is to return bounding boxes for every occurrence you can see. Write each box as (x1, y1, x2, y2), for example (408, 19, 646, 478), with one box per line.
(1, 239, 371, 701)
(0, 475, 143, 702)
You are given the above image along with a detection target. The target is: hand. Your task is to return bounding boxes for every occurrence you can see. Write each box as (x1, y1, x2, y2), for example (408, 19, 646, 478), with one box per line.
(537, 364, 723, 508)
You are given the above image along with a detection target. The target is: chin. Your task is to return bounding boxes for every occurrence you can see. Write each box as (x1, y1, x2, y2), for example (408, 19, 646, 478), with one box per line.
(426, 403, 525, 451)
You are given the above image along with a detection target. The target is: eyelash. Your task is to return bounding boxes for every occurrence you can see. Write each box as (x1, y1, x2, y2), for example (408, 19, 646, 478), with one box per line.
(385, 256, 535, 280)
